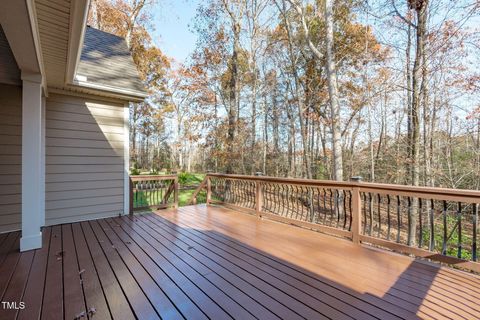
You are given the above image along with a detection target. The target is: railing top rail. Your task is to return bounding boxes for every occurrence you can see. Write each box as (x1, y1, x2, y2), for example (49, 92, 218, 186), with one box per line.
(207, 173, 480, 203)
(130, 174, 178, 182)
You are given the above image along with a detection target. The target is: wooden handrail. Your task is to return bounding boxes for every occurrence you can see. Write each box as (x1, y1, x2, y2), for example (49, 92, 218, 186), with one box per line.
(205, 173, 480, 273)
(207, 173, 480, 203)
(130, 174, 177, 182)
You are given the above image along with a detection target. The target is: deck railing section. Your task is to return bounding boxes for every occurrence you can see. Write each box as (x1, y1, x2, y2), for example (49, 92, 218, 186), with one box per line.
(129, 175, 178, 212)
(202, 173, 480, 272)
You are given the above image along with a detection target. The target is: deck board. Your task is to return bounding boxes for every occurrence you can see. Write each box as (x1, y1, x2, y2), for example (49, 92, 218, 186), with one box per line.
(1, 204, 480, 319)
(61, 224, 87, 320)
(71, 222, 111, 320)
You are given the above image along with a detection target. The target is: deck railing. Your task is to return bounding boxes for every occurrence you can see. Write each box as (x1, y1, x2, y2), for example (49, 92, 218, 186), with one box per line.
(193, 173, 480, 272)
(129, 175, 178, 213)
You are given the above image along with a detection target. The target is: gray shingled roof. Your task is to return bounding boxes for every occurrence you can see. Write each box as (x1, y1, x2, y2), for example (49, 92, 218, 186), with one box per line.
(76, 26, 147, 96)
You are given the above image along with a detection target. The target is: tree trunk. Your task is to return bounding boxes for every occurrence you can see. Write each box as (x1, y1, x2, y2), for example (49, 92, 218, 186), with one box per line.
(408, 0, 428, 245)
(325, 0, 343, 181)
(226, 22, 240, 174)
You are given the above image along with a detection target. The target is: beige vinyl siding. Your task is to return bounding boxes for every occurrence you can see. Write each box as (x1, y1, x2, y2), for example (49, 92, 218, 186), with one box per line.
(0, 84, 22, 232)
(45, 93, 126, 226)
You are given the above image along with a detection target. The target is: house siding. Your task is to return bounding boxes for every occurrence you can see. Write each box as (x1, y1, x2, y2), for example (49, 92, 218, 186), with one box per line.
(45, 93, 126, 226)
(0, 84, 22, 232)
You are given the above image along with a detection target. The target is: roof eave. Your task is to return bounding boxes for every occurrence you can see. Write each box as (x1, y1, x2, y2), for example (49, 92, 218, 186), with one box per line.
(71, 80, 148, 102)
(0, 0, 47, 95)
(65, 0, 90, 85)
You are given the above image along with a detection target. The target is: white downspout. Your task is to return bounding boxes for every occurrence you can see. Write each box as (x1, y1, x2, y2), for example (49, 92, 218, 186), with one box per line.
(124, 103, 130, 215)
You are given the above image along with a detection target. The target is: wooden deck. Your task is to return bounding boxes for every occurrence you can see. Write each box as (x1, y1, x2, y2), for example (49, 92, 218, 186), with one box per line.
(1, 205, 480, 320)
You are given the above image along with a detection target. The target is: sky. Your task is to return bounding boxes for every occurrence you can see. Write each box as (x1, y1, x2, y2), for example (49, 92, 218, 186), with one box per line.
(151, 0, 201, 64)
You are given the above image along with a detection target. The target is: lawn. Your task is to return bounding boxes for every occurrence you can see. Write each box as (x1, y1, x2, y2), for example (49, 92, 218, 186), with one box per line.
(178, 172, 205, 186)
(179, 189, 207, 207)
(131, 172, 207, 209)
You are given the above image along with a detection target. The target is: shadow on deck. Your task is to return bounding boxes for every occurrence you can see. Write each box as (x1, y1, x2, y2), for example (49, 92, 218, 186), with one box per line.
(1, 204, 479, 319)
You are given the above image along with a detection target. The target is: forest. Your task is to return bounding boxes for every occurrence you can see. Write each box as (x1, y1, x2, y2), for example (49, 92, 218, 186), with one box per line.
(88, 0, 480, 190)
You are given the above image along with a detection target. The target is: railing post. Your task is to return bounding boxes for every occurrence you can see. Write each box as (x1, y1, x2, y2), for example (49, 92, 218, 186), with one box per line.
(255, 181, 263, 218)
(129, 177, 134, 215)
(255, 172, 263, 218)
(206, 176, 212, 205)
(350, 176, 362, 244)
(174, 177, 179, 209)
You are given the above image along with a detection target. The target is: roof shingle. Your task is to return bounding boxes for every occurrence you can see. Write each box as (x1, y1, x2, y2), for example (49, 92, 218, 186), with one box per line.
(76, 26, 147, 96)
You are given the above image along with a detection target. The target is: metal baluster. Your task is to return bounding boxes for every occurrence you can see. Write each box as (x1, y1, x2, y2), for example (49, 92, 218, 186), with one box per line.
(419, 198, 423, 248)
(245, 181, 249, 207)
(309, 188, 314, 222)
(239, 181, 244, 207)
(279, 185, 284, 217)
(249, 181, 253, 208)
(377, 194, 381, 237)
(226, 179, 230, 202)
(457, 202, 462, 259)
(429, 199, 435, 251)
(248, 181, 251, 208)
(396, 195, 401, 243)
(328, 189, 334, 226)
(304, 187, 309, 221)
(264, 183, 269, 212)
(238, 180, 243, 206)
(295, 186, 305, 219)
(363, 193, 367, 234)
(323, 189, 327, 223)
(274, 184, 280, 215)
(253, 181, 256, 208)
(348, 191, 353, 231)
(285, 185, 291, 217)
(245, 181, 250, 207)
(386, 195, 391, 240)
(407, 197, 412, 246)
(368, 193, 373, 235)
(288, 185, 295, 218)
(235, 180, 239, 204)
(336, 189, 341, 227)
(234, 180, 238, 205)
(296, 186, 302, 220)
(224, 179, 229, 202)
(442, 200, 447, 255)
(279, 184, 284, 215)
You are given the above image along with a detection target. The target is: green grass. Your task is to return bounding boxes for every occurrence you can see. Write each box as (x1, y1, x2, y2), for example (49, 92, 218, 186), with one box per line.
(179, 189, 207, 207)
(178, 172, 205, 185)
(132, 172, 207, 209)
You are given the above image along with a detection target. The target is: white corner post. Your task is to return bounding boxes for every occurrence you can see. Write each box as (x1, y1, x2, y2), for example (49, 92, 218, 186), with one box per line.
(20, 72, 44, 251)
(40, 96, 46, 226)
(123, 103, 130, 215)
